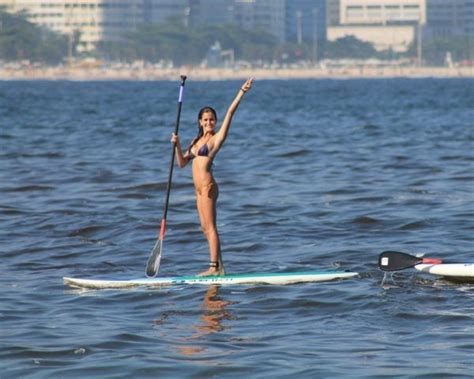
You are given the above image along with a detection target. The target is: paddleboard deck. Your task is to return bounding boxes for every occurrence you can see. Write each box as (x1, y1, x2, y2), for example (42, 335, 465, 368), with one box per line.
(63, 271, 358, 289)
(415, 263, 474, 280)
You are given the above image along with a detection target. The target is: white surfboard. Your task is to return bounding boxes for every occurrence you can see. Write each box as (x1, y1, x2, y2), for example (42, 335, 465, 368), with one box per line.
(415, 263, 474, 280)
(63, 271, 358, 289)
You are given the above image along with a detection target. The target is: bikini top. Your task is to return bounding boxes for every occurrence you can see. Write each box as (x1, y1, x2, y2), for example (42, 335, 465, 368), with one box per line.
(188, 143, 209, 160)
(197, 144, 209, 157)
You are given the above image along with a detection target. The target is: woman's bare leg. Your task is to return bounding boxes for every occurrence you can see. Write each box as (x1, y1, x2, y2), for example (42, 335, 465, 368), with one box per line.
(196, 185, 224, 276)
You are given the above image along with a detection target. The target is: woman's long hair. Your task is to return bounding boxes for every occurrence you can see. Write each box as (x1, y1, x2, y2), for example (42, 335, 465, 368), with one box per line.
(188, 106, 217, 151)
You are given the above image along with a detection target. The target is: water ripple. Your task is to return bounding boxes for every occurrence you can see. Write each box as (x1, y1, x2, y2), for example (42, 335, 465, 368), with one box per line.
(0, 79, 473, 378)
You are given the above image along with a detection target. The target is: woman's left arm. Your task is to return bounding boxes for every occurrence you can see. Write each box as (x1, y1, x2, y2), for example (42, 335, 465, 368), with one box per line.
(212, 77, 254, 151)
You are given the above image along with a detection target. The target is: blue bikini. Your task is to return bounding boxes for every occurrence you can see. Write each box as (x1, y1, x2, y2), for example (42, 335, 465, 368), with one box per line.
(197, 144, 209, 156)
(188, 143, 209, 159)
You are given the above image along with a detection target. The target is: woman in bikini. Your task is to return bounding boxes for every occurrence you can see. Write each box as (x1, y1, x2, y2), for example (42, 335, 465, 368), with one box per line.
(171, 77, 254, 276)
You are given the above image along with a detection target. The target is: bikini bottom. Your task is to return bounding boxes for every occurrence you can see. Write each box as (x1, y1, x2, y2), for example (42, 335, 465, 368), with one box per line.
(195, 181, 218, 198)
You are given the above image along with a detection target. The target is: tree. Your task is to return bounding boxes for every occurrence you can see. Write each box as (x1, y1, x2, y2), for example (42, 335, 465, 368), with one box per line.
(423, 36, 473, 65)
(0, 11, 68, 63)
(325, 35, 378, 59)
(97, 21, 278, 65)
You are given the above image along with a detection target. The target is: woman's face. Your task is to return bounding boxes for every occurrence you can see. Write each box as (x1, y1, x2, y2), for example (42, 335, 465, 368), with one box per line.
(199, 111, 216, 133)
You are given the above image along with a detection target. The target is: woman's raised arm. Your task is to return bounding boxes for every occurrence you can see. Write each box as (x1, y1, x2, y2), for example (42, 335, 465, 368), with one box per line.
(212, 77, 254, 150)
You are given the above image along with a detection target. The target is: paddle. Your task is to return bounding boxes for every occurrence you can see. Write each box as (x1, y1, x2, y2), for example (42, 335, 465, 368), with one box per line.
(146, 75, 187, 277)
(378, 251, 443, 272)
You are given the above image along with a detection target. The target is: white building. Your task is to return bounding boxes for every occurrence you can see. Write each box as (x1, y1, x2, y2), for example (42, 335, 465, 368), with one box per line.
(339, 0, 425, 25)
(327, 0, 426, 52)
(0, 0, 189, 51)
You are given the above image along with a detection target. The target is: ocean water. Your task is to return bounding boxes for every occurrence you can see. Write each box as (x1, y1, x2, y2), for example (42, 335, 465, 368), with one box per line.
(0, 78, 473, 378)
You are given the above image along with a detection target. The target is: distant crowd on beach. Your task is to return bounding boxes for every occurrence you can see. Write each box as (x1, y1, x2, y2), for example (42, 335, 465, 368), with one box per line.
(1, 60, 472, 81)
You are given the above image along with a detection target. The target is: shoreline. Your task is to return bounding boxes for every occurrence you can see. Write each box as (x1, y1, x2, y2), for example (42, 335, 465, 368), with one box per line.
(1, 66, 472, 81)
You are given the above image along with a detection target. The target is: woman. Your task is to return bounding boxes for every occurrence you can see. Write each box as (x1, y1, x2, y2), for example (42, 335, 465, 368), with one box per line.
(171, 78, 254, 276)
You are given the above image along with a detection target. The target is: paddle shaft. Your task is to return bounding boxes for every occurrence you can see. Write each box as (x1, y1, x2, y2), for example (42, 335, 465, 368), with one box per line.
(160, 75, 187, 239)
(145, 76, 187, 277)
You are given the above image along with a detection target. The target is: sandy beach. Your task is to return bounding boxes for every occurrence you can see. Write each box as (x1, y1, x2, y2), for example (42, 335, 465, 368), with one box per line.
(1, 65, 472, 81)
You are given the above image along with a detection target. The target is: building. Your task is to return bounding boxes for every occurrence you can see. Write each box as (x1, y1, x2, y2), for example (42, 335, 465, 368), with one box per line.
(327, 0, 426, 52)
(233, 0, 286, 42)
(143, 0, 190, 25)
(0, 0, 190, 51)
(285, 0, 326, 44)
(0, 0, 287, 49)
(425, 0, 474, 39)
(188, 0, 287, 43)
(189, 0, 236, 26)
(326, 0, 341, 26)
(339, 0, 425, 25)
(0, 0, 132, 51)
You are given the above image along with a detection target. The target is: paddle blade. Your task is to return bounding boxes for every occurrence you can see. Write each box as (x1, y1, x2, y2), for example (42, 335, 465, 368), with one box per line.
(379, 251, 422, 271)
(378, 251, 442, 271)
(146, 239, 163, 277)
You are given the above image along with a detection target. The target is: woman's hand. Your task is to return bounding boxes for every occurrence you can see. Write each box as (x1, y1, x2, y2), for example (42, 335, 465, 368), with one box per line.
(171, 133, 189, 167)
(171, 133, 180, 145)
(240, 77, 254, 93)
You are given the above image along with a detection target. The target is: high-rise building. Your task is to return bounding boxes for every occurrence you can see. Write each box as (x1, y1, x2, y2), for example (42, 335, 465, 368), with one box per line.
(326, 0, 341, 26)
(99, 1, 146, 43)
(425, 0, 474, 39)
(286, 0, 326, 45)
(143, 0, 190, 25)
(189, 0, 287, 43)
(189, 0, 235, 26)
(233, 0, 286, 42)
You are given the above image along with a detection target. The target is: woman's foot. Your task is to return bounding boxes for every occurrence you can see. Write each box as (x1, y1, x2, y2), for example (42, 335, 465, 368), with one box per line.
(197, 261, 223, 277)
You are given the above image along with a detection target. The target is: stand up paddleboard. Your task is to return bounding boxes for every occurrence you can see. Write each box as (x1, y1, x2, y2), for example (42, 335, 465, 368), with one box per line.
(415, 263, 474, 281)
(63, 271, 358, 289)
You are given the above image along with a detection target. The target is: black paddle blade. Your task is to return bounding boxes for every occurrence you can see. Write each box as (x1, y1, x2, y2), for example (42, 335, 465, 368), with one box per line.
(378, 251, 422, 271)
(146, 239, 163, 277)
